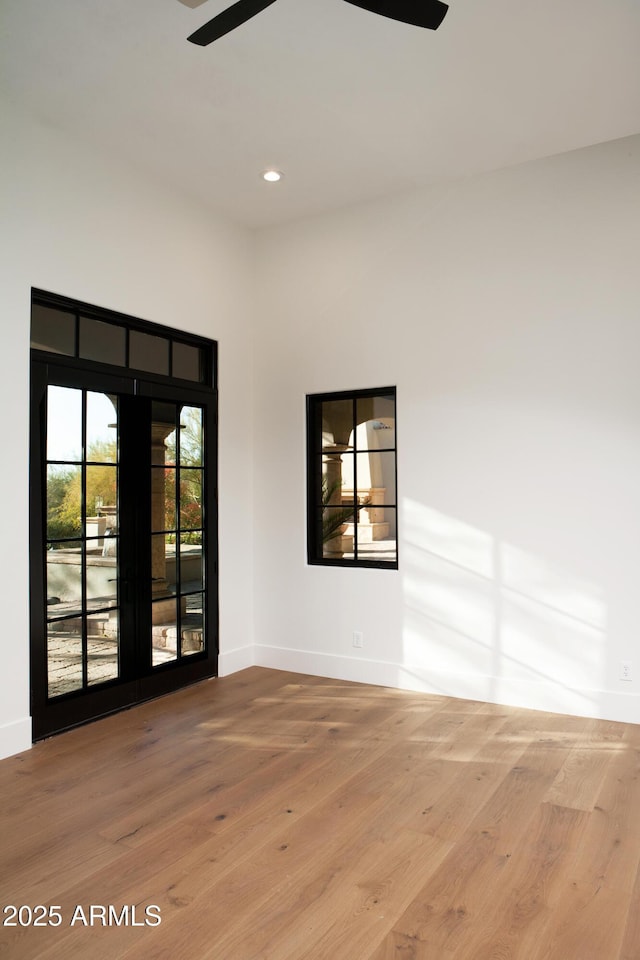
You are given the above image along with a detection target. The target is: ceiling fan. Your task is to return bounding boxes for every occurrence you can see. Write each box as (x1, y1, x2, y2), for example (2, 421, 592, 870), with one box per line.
(178, 0, 449, 46)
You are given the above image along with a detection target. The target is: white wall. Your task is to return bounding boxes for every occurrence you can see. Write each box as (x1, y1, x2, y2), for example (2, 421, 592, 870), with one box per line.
(0, 101, 255, 759)
(253, 134, 640, 724)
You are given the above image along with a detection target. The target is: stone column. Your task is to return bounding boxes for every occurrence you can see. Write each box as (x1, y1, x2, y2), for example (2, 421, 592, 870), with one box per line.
(151, 420, 182, 625)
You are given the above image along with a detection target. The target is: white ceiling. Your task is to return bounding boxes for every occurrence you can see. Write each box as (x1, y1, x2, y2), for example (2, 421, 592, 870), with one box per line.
(2, 0, 639, 228)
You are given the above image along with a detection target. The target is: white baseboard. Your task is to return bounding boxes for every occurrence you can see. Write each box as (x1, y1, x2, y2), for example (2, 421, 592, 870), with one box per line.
(0, 716, 32, 761)
(254, 645, 640, 725)
(218, 644, 255, 677)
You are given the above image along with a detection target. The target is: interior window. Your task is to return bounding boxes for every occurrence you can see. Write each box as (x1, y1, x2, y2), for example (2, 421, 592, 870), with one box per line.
(307, 387, 397, 568)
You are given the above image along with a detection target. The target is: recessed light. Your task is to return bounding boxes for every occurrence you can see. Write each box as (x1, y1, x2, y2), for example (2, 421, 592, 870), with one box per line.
(262, 169, 283, 182)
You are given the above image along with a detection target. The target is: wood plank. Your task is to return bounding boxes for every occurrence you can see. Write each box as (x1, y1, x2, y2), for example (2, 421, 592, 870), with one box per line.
(370, 739, 576, 956)
(544, 723, 614, 811)
(447, 801, 590, 960)
(620, 860, 640, 960)
(567, 738, 640, 894)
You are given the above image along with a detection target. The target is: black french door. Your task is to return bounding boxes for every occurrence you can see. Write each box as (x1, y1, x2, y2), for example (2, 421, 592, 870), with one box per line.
(30, 361, 218, 739)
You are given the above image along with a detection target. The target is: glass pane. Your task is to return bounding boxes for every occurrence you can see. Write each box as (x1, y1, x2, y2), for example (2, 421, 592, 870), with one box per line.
(87, 610, 119, 685)
(102, 526, 118, 558)
(353, 417, 395, 454)
(321, 451, 353, 508)
(356, 393, 395, 429)
(152, 599, 178, 666)
(47, 465, 82, 539)
(130, 330, 169, 375)
(173, 342, 203, 382)
(47, 386, 82, 462)
(180, 470, 202, 530)
(180, 536, 204, 593)
(47, 547, 82, 616)
(86, 465, 117, 524)
(31, 305, 75, 356)
(152, 534, 178, 598)
(356, 451, 396, 505)
(320, 399, 353, 451)
(86, 541, 118, 607)
(180, 406, 203, 466)
(79, 317, 126, 367)
(86, 393, 118, 463)
(181, 595, 204, 657)
(152, 402, 177, 464)
(153, 466, 176, 532)
(322, 504, 356, 558)
(47, 619, 83, 698)
(356, 507, 397, 563)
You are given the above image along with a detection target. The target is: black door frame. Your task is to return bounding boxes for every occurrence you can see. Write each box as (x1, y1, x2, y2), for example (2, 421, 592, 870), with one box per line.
(29, 295, 218, 740)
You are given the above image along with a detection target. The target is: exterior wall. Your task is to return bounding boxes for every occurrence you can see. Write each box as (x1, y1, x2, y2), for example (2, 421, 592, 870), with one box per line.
(0, 101, 255, 759)
(253, 135, 640, 724)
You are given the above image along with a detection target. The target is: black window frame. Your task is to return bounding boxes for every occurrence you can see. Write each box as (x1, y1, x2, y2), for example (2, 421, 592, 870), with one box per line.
(306, 386, 398, 570)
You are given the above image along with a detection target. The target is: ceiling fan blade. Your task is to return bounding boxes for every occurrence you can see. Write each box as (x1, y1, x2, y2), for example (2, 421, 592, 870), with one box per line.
(342, 0, 448, 30)
(188, 0, 278, 45)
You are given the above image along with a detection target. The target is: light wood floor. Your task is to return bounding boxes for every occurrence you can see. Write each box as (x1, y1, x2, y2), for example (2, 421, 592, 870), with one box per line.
(1, 667, 639, 959)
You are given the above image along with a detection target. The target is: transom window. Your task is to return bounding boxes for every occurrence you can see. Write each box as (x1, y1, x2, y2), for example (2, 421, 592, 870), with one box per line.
(31, 292, 210, 385)
(307, 387, 397, 568)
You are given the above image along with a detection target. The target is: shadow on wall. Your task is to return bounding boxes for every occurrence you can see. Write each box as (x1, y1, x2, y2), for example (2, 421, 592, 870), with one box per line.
(401, 499, 608, 718)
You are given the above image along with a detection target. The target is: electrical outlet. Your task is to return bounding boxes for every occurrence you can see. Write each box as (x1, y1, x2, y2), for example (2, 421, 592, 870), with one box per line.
(620, 660, 633, 682)
(352, 631, 363, 649)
